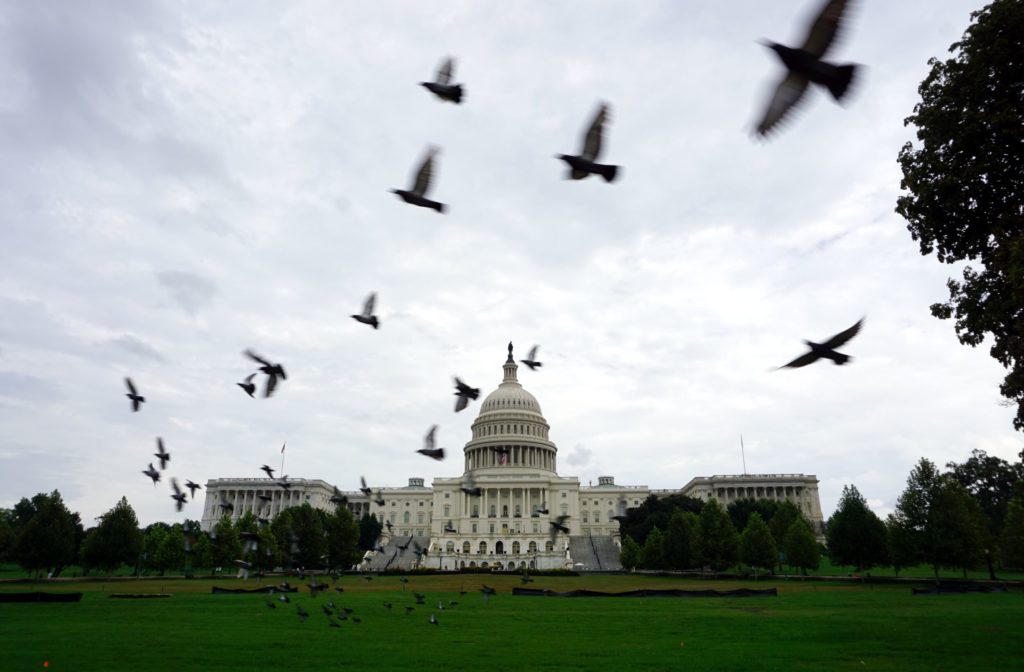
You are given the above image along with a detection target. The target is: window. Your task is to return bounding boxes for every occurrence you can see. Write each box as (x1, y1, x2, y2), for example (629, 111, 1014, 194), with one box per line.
(514, 504, 521, 516)
(418, 501, 424, 507)
(389, 513, 397, 523)
(472, 523, 477, 533)
(405, 502, 410, 507)
(443, 505, 451, 517)
(403, 511, 410, 524)
(416, 529, 423, 537)
(444, 492, 450, 499)
(560, 504, 568, 515)
(545, 541, 554, 552)
(593, 512, 600, 523)
(532, 523, 539, 534)
(417, 513, 424, 524)
(478, 541, 487, 554)
(561, 492, 567, 498)
(582, 500, 588, 506)
(528, 541, 538, 553)
(512, 541, 520, 554)
(583, 514, 588, 523)
(463, 541, 471, 554)
(502, 505, 508, 517)
(489, 524, 495, 534)
(446, 541, 455, 553)
(489, 505, 496, 517)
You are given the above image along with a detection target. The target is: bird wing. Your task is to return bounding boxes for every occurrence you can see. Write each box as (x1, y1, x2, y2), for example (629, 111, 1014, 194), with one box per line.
(580, 103, 608, 161)
(361, 476, 368, 491)
(821, 317, 864, 350)
(156, 437, 166, 456)
(801, 0, 852, 59)
(455, 394, 469, 412)
(265, 373, 278, 397)
(245, 349, 271, 367)
(171, 478, 182, 497)
(755, 72, 809, 137)
(436, 57, 454, 85)
(125, 377, 137, 395)
(244, 373, 256, 384)
(778, 350, 819, 369)
(527, 345, 539, 362)
(411, 147, 437, 197)
(363, 292, 376, 318)
(425, 425, 437, 451)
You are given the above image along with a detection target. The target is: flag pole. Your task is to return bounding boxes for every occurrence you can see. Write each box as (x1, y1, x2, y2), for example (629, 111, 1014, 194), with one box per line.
(740, 435, 747, 476)
(280, 442, 286, 478)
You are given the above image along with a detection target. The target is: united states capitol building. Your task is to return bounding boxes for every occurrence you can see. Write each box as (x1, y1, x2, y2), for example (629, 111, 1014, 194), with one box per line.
(201, 344, 823, 570)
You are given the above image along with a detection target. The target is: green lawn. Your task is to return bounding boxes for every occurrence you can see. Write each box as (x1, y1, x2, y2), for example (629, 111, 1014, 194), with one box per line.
(1, 574, 1021, 671)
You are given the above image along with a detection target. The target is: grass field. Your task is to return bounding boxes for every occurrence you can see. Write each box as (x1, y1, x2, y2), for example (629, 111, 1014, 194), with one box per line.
(2, 574, 1022, 671)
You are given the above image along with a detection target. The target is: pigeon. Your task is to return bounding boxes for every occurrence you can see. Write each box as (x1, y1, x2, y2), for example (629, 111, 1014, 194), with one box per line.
(399, 577, 409, 584)
(417, 425, 445, 461)
(549, 515, 570, 545)
(776, 317, 864, 369)
(385, 520, 394, 533)
(420, 57, 464, 104)
(461, 471, 482, 498)
(237, 373, 257, 398)
(754, 0, 859, 137)
(309, 577, 326, 597)
(260, 465, 276, 479)
(185, 480, 201, 499)
(352, 617, 362, 624)
(374, 491, 386, 507)
(612, 496, 629, 524)
(437, 601, 445, 610)
(351, 293, 380, 329)
(244, 349, 287, 397)
(533, 502, 549, 516)
(328, 619, 341, 629)
(391, 146, 446, 213)
(556, 102, 619, 182)
(480, 585, 496, 603)
(429, 613, 439, 625)
(329, 488, 348, 506)
(362, 575, 374, 582)
(266, 600, 277, 609)
(359, 476, 372, 497)
(124, 377, 145, 412)
(154, 438, 170, 470)
(520, 345, 542, 370)
(219, 499, 235, 514)
(278, 594, 290, 603)
(296, 605, 309, 623)
(453, 377, 480, 413)
(383, 602, 393, 610)
(170, 478, 188, 512)
(405, 606, 415, 615)
(235, 559, 253, 580)
(258, 494, 273, 503)
(241, 532, 260, 555)
(277, 478, 292, 491)
(143, 463, 161, 485)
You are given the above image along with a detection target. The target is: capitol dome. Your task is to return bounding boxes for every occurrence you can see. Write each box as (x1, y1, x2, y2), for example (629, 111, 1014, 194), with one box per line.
(463, 343, 557, 474)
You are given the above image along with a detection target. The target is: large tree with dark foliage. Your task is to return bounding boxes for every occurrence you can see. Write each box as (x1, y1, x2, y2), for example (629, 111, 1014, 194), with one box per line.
(826, 485, 887, 571)
(324, 506, 361, 570)
(14, 491, 78, 577)
(896, 0, 1024, 430)
(945, 449, 1024, 535)
(358, 513, 383, 551)
(926, 478, 988, 578)
(80, 497, 143, 575)
(727, 498, 779, 536)
(618, 494, 704, 546)
(696, 499, 739, 572)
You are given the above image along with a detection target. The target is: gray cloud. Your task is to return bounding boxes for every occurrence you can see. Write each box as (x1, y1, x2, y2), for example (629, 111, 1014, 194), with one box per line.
(108, 333, 166, 363)
(156, 271, 218, 315)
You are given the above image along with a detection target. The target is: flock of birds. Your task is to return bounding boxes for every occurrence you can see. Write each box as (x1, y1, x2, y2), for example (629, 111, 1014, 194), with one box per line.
(119, 0, 868, 592)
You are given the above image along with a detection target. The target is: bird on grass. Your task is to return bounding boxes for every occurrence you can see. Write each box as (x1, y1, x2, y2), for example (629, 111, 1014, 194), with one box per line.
(520, 345, 542, 371)
(142, 463, 161, 485)
(328, 619, 341, 629)
(776, 317, 864, 369)
(461, 471, 482, 498)
(266, 600, 276, 609)
(383, 602, 393, 610)
(124, 377, 145, 412)
(480, 585, 496, 603)
(392, 146, 446, 213)
(237, 373, 257, 398)
(549, 515, 570, 545)
(754, 0, 860, 137)
(417, 425, 445, 461)
(557, 102, 619, 183)
(278, 594, 290, 604)
(296, 605, 309, 623)
(170, 478, 188, 512)
(399, 577, 409, 585)
(453, 377, 480, 413)
(405, 606, 415, 615)
(436, 600, 445, 611)
(154, 438, 170, 470)
(244, 349, 287, 397)
(185, 480, 201, 499)
(309, 577, 326, 597)
(421, 57, 464, 104)
(429, 613, 439, 625)
(351, 293, 380, 329)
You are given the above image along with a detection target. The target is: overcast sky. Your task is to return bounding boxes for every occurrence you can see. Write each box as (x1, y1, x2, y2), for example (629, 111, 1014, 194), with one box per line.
(1, 0, 1017, 528)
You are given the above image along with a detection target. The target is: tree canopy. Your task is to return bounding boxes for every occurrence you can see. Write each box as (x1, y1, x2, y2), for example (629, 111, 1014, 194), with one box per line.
(696, 499, 739, 572)
(14, 490, 78, 576)
(826, 485, 887, 571)
(896, 0, 1024, 429)
(738, 512, 777, 573)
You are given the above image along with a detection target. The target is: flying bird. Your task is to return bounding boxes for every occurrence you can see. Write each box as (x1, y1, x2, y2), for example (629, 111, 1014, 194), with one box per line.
(417, 425, 445, 461)
(612, 496, 629, 524)
(124, 378, 145, 412)
(244, 349, 287, 397)
(241, 532, 260, 556)
(776, 317, 864, 369)
(453, 377, 480, 413)
(359, 477, 372, 497)
(237, 373, 257, 398)
(185, 480, 201, 499)
(753, 0, 859, 137)
(391, 146, 446, 213)
(374, 491, 386, 507)
(170, 478, 188, 512)
(520, 345, 542, 371)
(143, 463, 161, 485)
(153, 438, 170, 470)
(420, 56, 464, 104)
(329, 488, 348, 506)
(549, 514, 570, 545)
(533, 502, 549, 516)
(480, 585, 496, 603)
(460, 471, 482, 498)
(219, 499, 235, 514)
(385, 520, 394, 533)
(556, 102, 620, 183)
(277, 478, 292, 491)
(351, 293, 380, 329)
(235, 559, 253, 580)
(260, 465, 275, 479)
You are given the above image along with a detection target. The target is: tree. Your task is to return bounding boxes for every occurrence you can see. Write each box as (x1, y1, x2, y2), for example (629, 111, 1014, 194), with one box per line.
(210, 515, 241, 569)
(886, 513, 917, 577)
(618, 494, 704, 547)
(619, 535, 641, 570)
(945, 449, 1024, 535)
(142, 525, 168, 573)
(155, 525, 186, 574)
(727, 499, 779, 535)
(783, 518, 820, 575)
(79, 497, 143, 574)
(696, 499, 739, 572)
(14, 491, 77, 577)
(0, 509, 15, 562)
(358, 514, 383, 551)
(896, 0, 1024, 430)
(891, 458, 943, 566)
(639, 527, 665, 569)
(663, 510, 698, 570)
(1000, 495, 1024, 569)
(926, 478, 987, 577)
(289, 503, 326, 569)
(768, 501, 803, 552)
(826, 485, 887, 571)
(739, 513, 777, 575)
(325, 506, 360, 570)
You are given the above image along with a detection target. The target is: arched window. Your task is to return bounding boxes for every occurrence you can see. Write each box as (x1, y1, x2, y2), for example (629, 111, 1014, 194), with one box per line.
(512, 541, 520, 554)
(417, 512, 424, 524)
(528, 541, 537, 553)
(545, 541, 554, 552)
(446, 541, 455, 553)
(495, 541, 504, 554)
(462, 541, 471, 554)
(403, 511, 410, 524)
(478, 541, 487, 554)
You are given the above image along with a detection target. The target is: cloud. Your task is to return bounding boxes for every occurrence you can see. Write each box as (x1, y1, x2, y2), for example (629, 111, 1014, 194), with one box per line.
(108, 333, 166, 363)
(156, 271, 218, 315)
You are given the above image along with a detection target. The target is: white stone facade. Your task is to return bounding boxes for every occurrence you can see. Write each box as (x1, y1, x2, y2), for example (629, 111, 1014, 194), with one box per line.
(200, 344, 825, 567)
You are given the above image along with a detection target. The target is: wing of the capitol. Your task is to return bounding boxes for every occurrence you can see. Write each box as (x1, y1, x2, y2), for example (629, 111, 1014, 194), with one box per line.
(200, 344, 824, 570)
